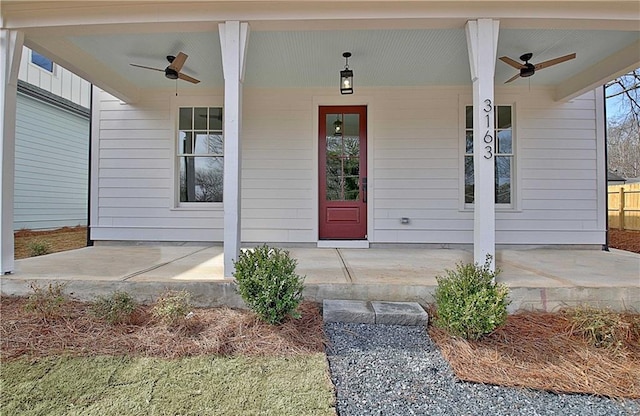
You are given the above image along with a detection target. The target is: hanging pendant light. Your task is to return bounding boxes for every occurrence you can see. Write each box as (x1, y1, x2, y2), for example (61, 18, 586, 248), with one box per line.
(340, 52, 353, 95)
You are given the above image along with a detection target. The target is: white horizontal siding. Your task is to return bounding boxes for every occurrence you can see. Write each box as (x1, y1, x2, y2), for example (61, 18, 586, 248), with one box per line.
(241, 90, 315, 243)
(92, 90, 224, 242)
(14, 94, 89, 230)
(92, 86, 603, 246)
(514, 89, 601, 243)
(371, 87, 462, 243)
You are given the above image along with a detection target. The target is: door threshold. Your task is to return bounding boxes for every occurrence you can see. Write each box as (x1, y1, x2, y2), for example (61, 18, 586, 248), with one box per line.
(317, 240, 369, 249)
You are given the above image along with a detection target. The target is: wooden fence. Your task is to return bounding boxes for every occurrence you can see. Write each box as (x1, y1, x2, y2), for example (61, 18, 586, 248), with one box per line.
(608, 183, 640, 231)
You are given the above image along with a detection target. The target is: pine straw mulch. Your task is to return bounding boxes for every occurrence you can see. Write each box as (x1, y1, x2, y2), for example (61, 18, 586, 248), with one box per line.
(14, 226, 87, 259)
(429, 311, 640, 399)
(4, 295, 640, 400)
(608, 229, 640, 254)
(0, 297, 325, 361)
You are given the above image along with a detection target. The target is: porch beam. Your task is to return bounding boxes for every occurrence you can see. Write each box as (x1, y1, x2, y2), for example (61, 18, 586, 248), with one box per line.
(0, 29, 24, 274)
(466, 19, 499, 271)
(555, 39, 640, 103)
(219, 21, 250, 278)
(23, 37, 140, 104)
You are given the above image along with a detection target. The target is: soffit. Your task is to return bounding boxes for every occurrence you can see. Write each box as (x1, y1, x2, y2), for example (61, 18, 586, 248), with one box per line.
(62, 28, 639, 91)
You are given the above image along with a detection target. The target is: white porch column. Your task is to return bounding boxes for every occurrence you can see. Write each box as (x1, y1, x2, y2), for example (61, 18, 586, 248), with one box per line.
(219, 21, 250, 277)
(465, 19, 499, 271)
(0, 30, 24, 274)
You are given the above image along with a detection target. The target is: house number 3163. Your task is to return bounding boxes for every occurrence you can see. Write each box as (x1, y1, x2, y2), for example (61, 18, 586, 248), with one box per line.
(483, 99, 494, 160)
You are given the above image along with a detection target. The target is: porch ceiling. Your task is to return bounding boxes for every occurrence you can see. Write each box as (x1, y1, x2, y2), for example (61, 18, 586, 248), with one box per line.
(3, 2, 638, 102)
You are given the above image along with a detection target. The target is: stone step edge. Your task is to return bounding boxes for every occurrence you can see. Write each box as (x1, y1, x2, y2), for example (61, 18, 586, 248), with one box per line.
(323, 299, 429, 326)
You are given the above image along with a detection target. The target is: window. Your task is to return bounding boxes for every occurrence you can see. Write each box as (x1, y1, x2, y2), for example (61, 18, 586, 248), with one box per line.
(464, 105, 513, 205)
(31, 51, 53, 72)
(178, 107, 223, 202)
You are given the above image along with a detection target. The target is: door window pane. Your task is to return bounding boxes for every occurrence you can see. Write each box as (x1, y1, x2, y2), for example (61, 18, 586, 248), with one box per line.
(343, 114, 359, 137)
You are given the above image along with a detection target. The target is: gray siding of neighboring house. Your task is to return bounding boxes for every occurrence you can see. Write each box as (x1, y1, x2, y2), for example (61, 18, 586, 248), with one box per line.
(14, 92, 89, 230)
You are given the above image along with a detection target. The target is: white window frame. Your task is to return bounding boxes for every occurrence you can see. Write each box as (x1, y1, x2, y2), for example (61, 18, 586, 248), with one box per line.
(171, 95, 224, 210)
(459, 99, 519, 211)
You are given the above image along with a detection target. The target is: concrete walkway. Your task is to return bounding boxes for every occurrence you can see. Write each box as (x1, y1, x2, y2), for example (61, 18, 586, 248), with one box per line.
(1, 244, 638, 311)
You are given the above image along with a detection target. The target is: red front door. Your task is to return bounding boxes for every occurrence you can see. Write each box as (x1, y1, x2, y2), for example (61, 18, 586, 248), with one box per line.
(319, 106, 367, 240)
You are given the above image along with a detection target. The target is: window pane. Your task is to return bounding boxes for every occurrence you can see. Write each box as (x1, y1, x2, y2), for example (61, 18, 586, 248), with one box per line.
(495, 156, 512, 204)
(180, 157, 223, 202)
(465, 155, 474, 204)
(465, 131, 474, 153)
(193, 108, 208, 130)
(497, 106, 511, 129)
(31, 51, 53, 72)
(465, 106, 473, 129)
(497, 130, 512, 154)
(179, 108, 192, 130)
(209, 108, 223, 130)
(194, 133, 223, 154)
(179, 131, 192, 154)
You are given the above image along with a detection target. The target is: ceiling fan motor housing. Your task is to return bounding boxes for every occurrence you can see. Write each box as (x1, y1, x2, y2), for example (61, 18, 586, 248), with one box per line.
(165, 67, 179, 79)
(520, 63, 535, 78)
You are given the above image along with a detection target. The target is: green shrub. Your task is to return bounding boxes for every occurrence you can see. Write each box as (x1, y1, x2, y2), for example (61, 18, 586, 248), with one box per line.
(28, 240, 51, 257)
(434, 256, 510, 340)
(233, 245, 305, 325)
(152, 290, 192, 326)
(24, 281, 68, 320)
(90, 291, 137, 324)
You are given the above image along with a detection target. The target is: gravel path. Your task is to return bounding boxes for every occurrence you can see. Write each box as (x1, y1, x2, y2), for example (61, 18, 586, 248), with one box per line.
(325, 323, 640, 416)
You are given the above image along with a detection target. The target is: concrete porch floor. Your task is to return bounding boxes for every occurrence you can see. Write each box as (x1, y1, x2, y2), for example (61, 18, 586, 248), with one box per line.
(1, 244, 638, 311)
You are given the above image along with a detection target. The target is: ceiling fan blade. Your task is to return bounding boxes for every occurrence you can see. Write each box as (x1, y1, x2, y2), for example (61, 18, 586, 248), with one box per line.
(499, 56, 525, 69)
(169, 52, 188, 72)
(534, 53, 576, 70)
(178, 72, 201, 84)
(504, 73, 522, 84)
(130, 63, 164, 72)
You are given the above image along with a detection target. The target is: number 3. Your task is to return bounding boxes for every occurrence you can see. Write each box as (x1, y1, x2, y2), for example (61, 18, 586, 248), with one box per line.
(483, 99, 492, 113)
(484, 145, 493, 159)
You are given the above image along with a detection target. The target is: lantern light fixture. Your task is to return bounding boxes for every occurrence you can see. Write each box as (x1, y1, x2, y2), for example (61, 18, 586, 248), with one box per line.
(340, 52, 353, 95)
(333, 117, 343, 135)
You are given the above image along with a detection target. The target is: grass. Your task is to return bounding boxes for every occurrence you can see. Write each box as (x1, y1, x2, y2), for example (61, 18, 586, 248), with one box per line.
(1, 354, 335, 416)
